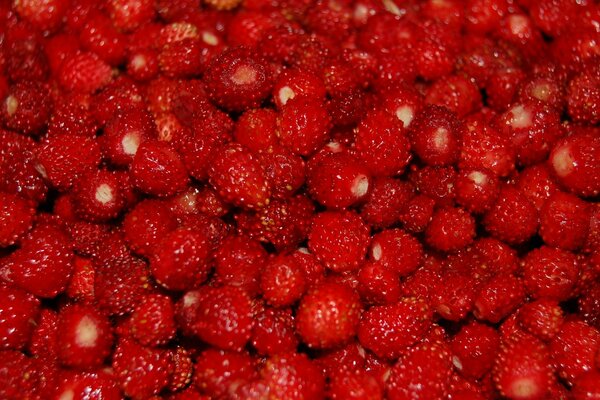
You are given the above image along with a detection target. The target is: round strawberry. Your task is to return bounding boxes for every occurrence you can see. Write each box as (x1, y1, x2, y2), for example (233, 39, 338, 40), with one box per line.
(261, 353, 325, 400)
(276, 97, 332, 156)
(260, 255, 307, 307)
(426, 206, 476, 253)
(131, 140, 189, 197)
(296, 280, 362, 349)
(450, 322, 500, 379)
(55, 371, 121, 400)
(193, 348, 256, 398)
(369, 229, 423, 277)
(0, 284, 40, 350)
(0, 192, 35, 247)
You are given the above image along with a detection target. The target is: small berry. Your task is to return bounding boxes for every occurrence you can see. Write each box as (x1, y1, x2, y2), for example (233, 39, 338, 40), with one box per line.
(129, 294, 176, 347)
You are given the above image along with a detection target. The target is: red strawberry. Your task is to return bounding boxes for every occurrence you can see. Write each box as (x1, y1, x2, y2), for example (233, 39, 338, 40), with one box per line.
(150, 228, 211, 291)
(168, 347, 193, 392)
(107, 0, 155, 32)
(426, 206, 476, 252)
(128, 294, 176, 347)
(73, 169, 126, 222)
(455, 168, 500, 214)
(328, 369, 383, 400)
(251, 304, 298, 356)
(360, 177, 414, 229)
(307, 152, 371, 209)
(256, 145, 307, 200)
(573, 370, 600, 400)
(100, 108, 154, 167)
(516, 163, 561, 211)
(57, 303, 113, 369)
(522, 246, 579, 301)
(517, 299, 564, 341)
(10, 223, 73, 298)
(386, 339, 453, 400)
(261, 352, 325, 400)
(0, 284, 40, 350)
(260, 254, 307, 307)
(425, 74, 482, 117)
(276, 97, 332, 156)
(1, 81, 51, 136)
(192, 285, 254, 351)
(450, 322, 500, 379)
(234, 108, 279, 153)
(272, 67, 327, 108)
(0, 192, 35, 247)
(193, 348, 256, 398)
(568, 70, 600, 125)
(357, 261, 402, 306)
(579, 283, 600, 329)
(28, 309, 59, 360)
(473, 273, 525, 323)
(209, 143, 272, 210)
(0, 351, 42, 399)
(112, 338, 173, 400)
(131, 140, 189, 197)
(55, 370, 121, 400)
(550, 320, 600, 385)
(431, 271, 478, 321)
(493, 332, 554, 400)
(58, 52, 113, 93)
(369, 229, 423, 277)
(46, 94, 98, 139)
(358, 297, 432, 359)
(14, 0, 69, 32)
(122, 199, 178, 257)
(539, 191, 591, 251)
(296, 280, 362, 349)
(308, 210, 370, 273)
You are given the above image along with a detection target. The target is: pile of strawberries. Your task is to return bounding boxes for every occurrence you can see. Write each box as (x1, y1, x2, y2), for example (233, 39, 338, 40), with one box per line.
(1, 0, 600, 398)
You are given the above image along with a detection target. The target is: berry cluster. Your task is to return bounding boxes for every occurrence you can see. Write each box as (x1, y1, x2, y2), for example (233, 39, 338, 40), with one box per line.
(0, 0, 599, 399)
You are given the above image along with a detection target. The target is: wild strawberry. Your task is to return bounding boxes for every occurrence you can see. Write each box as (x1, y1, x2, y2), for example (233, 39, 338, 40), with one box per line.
(55, 370, 121, 400)
(550, 320, 600, 385)
(357, 261, 402, 306)
(226, 10, 280, 47)
(234, 108, 278, 153)
(522, 246, 579, 301)
(56, 303, 113, 369)
(450, 322, 500, 379)
(369, 229, 422, 277)
(122, 199, 178, 257)
(28, 308, 59, 361)
(460, 114, 516, 177)
(131, 140, 189, 197)
(4, 22, 49, 82)
(112, 338, 173, 399)
(353, 109, 411, 176)
(46, 95, 98, 139)
(328, 369, 383, 400)
(455, 168, 500, 213)
(36, 132, 102, 191)
(473, 273, 525, 323)
(204, 47, 272, 112)
(573, 370, 600, 400)
(360, 177, 414, 229)
(426, 206, 476, 253)
(425, 74, 482, 117)
(107, 0, 155, 32)
(411, 165, 457, 207)
(540, 191, 591, 251)
(127, 48, 159, 81)
(92, 77, 144, 125)
(79, 12, 127, 65)
(252, 147, 304, 200)
(128, 294, 176, 347)
(548, 130, 600, 198)
(358, 297, 432, 359)
(72, 169, 125, 222)
(272, 68, 327, 110)
(0, 284, 39, 350)
(296, 280, 362, 349)
(193, 348, 256, 397)
(517, 299, 564, 341)
(58, 52, 113, 93)
(150, 228, 211, 291)
(377, 84, 424, 128)
(493, 332, 554, 400)
(483, 185, 539, 245)
(95, 256, 153, 316)
(192, 285, 254, 351)
(568, 70, 600, 125)
(158, 39, 205, 78)
(579, 283, 600, 329)
(399, 194, 436, 233)
(10, 224, 73, 298)
(66, 255, 96, 304)
(0, 351, 42, 399)
(260, 255, 307, 307)
(516, 164, 561, 211)
(208, 143, 271, 210)
(387, 339, 453, 400)
(14, 0, 69, 32)
(1, 81, 51, 136)
(276, 97, 332, 156)
(290, 248, 326, 286)
(100, 108, 154, 167)
(0, 192, 34, 247)
(308, 210, 370, 273)
(307, 152, 370, 209)
(261, 352, 325, 400)
(431, 271, 478, 321)
(251, 305, 298, 355)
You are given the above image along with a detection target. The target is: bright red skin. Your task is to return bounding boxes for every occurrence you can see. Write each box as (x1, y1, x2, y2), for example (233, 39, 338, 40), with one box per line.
(517, 299, 564, 341)
(550, 320, 600, 385)
(261, 353, 326, 400)
(1, 81, 51, 135)
(122, 199, 178, 257)
(425, 74, 482, 117)
(473, 273, 525, 324)
(579, 284, 600, 330)
(411, 166, 456, 207)
(150, 228, 211, 291)
(257, 145, 307, 200)
(493, 333, 554, 400)
(573, 370, 600, 400)
(369, 229, 423, 277)
(455, 168, 500, 213)
(261, 255, 307, 307)
(0, 284, 40, 350)
(451, 322, 500, 379)
(58, 52, 113, 93)
(131, 140, 189, 197)
(128, 294, 176, 347)
(0, 192, 35, 247)
(357, 261, 402, 305)
(358, 297, 432, 359)
(55, 370, 121, 400)
(193, 349, 257, 398)
(233, 108, 279, 153)
(308, 210, 370, 273)
(329, 369, 383, 400)
(57, 304, 114, 369)
(431, 271, 478, 321)
(296, 281, 362, 349)
(522, 246, 580, 301)
(568, 71, 600, 125)
(360, 177, 415, 229)
(272, 67, 327, 109)
(426, 206, 476, 253)
(516, 164, 561, 211)
(276, 97, 332, 156)
(399, 194, 436, 233)
(251, 305, 298, 356)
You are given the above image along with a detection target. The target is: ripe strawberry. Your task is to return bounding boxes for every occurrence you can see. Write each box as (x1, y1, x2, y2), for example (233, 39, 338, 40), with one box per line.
(540, 191, 591, 251)
(193, 348, 256, 397)
(410, 165, 456, 207)
(73, 169, 126, 222)
(4, 22, 49, 82)
(426, 206, 476, 253)
(261, 352, 325, 400)
(1, 81, 51, 135)
(260, 255, 307, 307)
(369, 229, 422, 277)
(28, 308, 59, 360)
(35, 132, 102, 191)
(549, 130, 600, 198)
(308, 210, 370, 273)
(0, 284, 40, 350)
(296, 280, 362, 349)
(353, 109, 411, 176)
(568, 70, 600, 125)
(0, 192, 35, 247)
(473, 273, 525, 323)
(66, 255, 96, 303)
(208, 143, 271, 210)
(455, 168, 500, 214)
(131, 140, 189, 197)
(579, 283, 600, 329)
(451, 322, 500, 379)
(290, 248, 326, 286)
(55, 370, 121, 400)
(516, 163, 561, 211)
(251, 304, 298, 355)
(360, 177, 414, 229)
(272, 67, 327, 109)
(107, 0, 155, 32)
(192, 285, 254, 351)
(57, 303, 113, 369)
(112, 338, 173, 399)
(14, 0, 69, 32)
(256, 145, 307, 199)
(10, 223, 73, 298)
(358, 297, 432, 359)
(307, 152, 371, 209)
(386, 339, 453, 400)
(425, 74, 482, 117)
(573, 370, 600, 400)
(213, 234, 267, 296)
(122, 199, 178, 257)
(276, 97, 332, 156)
(0, 351, 42, 399)
(522, 246, 579, 301)
(517, 299, 564, 341)
(100, 108, 154, 167)
(58, 52, 113, 93)
(431, 271, 478, 321)
(483, 185, 539, 245)
(328, 369, 383, 400)
(493, 332, 554, 400)
(233, 108, 278, 153)
(357, 260, 402, 305)
(550, 320, 600, 385)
